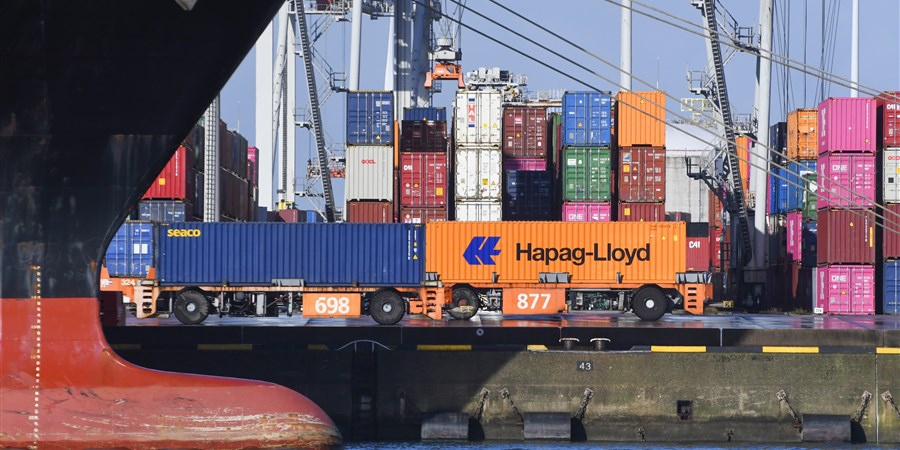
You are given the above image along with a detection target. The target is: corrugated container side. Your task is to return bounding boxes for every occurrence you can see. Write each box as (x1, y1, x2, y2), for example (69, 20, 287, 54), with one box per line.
(503, 171, 554, 221)
(426, 221, 685, 284)
(562, 147, 612, 202)
(551, 113, 563, 182)
(347, 91, 395, 145)
(815, 264, 875, 314)
(787, 108, 818, 159)
(817, 209, 875, 264)
(403, 106, 447, 122)
(503, 158, 548, 172)
(614, 91, 665, 147)
(184, 123, 206, 170)
(143, 146, 196, 200)
(686, 236, 710, 272)
(400, 120, 448, 152)
(817, 153, 876, 208)
(708, 190, 723, 229)
(502, 106, 548, 158)
(772, 161, 817, 213)
(138, 200, 189, 223)
(346, 201, 394, 223)
(219, 168, 250, 221)
(247, 146, 259, 187)
(618, 202, 666, 222)
(617, 147, 666, 202)
(882, 260, 900, 314)
(736, 135, 751, 194)
(786, 211, 816, 265)
(158, 223, 423, 286)
(454, 90, 503, 146)
(105, 222, 155, 278)
(801, 173, 818, 221)
(877, 91, 900, 147)
(769, 122, 787, 158)
(454, 147, 502, 201)
(454, 201, 502, 222)
(818, 97, 877, 153)
(267, 209, 300, 223)
(562, 91, 613, 147)
(346, 145, 394, 201)
(561, 202, 612, 222)
(882, 149, 900, 202)
(400, 152, 448, 206)
(304, 210, 324, 223)
(399, 206, 447, 223)
(881, 203, 900, 259)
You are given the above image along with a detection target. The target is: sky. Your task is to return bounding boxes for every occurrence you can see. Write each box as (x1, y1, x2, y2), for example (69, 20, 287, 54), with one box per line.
(219, 0, 900, 210)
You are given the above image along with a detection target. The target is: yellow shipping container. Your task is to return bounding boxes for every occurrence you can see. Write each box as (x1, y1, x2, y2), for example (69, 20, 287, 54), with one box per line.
(787, 108, 818, 159)
(425, 221, 685, 285)
(615, 91, 666, 147)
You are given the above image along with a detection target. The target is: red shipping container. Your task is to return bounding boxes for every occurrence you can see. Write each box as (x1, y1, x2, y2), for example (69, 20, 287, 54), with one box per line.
(503, 158, 548, 172)
(817, 209, 875, 265)
(816, 153, 876, 209)
(707, 189, 723, 228)
(815, 264, 875, 315)
(267, 209, 301, 223)
(877, 91, 900, 148)
(686, 237, 709, 272)
(818, 97, 877, 154)
(399, 206, 447, 223)
(618, 202, 665, 222)
(502, 106, 548, 158)
(400, 120, 448, 152)
(618, 147, 666, 202)
(881, 203, 900, 258)
(400, 153, 448, 206)
(346, 201, 393, 223)
(143, 145, 196, 200)
(562, 202, 612, 222)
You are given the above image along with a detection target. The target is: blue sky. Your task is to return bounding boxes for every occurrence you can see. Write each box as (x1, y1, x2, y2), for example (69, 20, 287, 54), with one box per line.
(220, 0, 900, 209)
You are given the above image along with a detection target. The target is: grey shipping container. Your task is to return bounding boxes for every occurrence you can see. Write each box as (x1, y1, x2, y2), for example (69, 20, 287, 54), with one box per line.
(345, 145, 394, 201)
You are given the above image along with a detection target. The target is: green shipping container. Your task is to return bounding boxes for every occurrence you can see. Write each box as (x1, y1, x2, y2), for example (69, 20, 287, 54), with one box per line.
(563, 147, 612, 201)
(801, 172, 817, 221)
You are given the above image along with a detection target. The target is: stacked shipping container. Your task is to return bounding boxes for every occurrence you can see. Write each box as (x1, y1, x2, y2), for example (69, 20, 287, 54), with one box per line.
(616, 92, 666, 223)
(399, 106, 449, 223)
(501, 105, 555, 220)
(782, 109, 819, 309)
(346, 91, 395, 222)
(454, 90, 503, 221)
(560, 91, 613, 222)
(879, 92, 900, 314)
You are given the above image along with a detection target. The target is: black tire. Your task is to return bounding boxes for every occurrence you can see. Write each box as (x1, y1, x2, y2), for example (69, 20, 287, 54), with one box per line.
(631, 286, 667, 321)
(448, 287, 480, 320)
(369, 290, 405, 325)
(173, 290, 210, 325)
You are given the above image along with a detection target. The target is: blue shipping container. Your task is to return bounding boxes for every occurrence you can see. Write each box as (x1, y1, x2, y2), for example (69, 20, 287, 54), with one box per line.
(772, 161, 816, 213)
(302, 210, 324, 223)
(403, 107, 447, 122)
(562, 91, 612, 147)
(105, 222, 155, 277)
(158, 223, 424, 287)
(504, 171, 554, 220)
(769, 122, 787, 163)
(139, 200, 187, 223)
(347, 91, 394, 145)
(802, 221, 817, 266)
(883, 260, 900, 314)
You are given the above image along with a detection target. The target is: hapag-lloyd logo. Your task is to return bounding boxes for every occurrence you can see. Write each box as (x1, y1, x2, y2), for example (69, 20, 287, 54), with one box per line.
(464, 237, 653, 266)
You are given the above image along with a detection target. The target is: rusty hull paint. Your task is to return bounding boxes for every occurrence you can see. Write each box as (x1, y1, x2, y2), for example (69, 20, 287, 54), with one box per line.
(0, 297, 342, 449)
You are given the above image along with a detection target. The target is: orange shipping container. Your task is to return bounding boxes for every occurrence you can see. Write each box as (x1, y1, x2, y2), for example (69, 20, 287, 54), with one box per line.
(425, 221, 685, 285)
(615, 91, 666, 147)
(736, 135, 751, 193)
(786, 108, 817, 159)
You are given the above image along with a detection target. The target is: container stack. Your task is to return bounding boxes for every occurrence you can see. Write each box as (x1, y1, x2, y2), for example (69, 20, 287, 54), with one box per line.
(502, 105, 554, 220)
(615, 91, 666, 222)
(878, 91, 900, 315)
(140, 123, 206, 222)
(815, 97, 877, 315)
(218, 121, 252, 222)
(559, 91, 614, 222)
(399, 107, 449, 223)
(454, 89, 503, 221)
(346, 91, 395, 223)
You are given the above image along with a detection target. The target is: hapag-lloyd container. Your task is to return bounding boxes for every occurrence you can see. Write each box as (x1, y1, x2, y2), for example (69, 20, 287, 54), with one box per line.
(455, 147, 502, 200)
(562, 147, 612, 202)
(503, 158, 548, 172)
(105, 221, 155, 278)
(345, 201, 393, 223)
(400, 120, 448, 152)
(454, 201, 501, 222)
(562, 202, 612, 222)
(614, 91, 666, 147)
(425, 221, 685, 284)
(880, 203, 900, 259)
(882, 260, 900, 315)
(814, 265, 875, 315)
(400, 153, 447, 206)
(403, 106, 447, 122)
(504, 171, 554, 221)
(618, 202, 665, 222)
(816, 153, 875, 208)
(143, 145, 196, 200)
(502, 106, 548, 158)
(618, 147, 665, 202)
(562, 91, 613, 147)
(346, 146, 393, 201)
(786, 108, 818, 159)
(347, 91, 394, 145)
(816, 208, 875, 264)
(158, 223, 423, 286)
(455, 90, 503, 146)
(882, 148, 900, 202)
(399, 206, 447, 223)
(877, 91, 900, 147)
(818, 97, 877, 153)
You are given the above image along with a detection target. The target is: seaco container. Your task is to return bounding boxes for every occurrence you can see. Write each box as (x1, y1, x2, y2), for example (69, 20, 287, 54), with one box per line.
(562, 91, 613, 147)
(399, 206, 447, 223)
(618, 147, 666, 202)
(504, 171, 554, 221)
(618, 202, 665, 222)
(562, 147, 612, 202)
(455, 201, 502, 222)
(143, 145, 196, 201)
(425, 221, 685, 285)
(454, 90, 503, 146)
(818, 97, 877, 153)
(138, 200, 189, 223)
(403, 106, 447, 122)
(502, 106, 548, 158)
(882, 148, 900, 202)
(158, 223, 424, 287)
(345, 201, 393, 223)
(347, 91, 394, 145)
(345, 145, 394, 201)
(105, 222, 155, 278)
(562, 202, 612, 222)
(880, 203, 900, 259)
(455, 147, 502, 201)
(877, 91, 900, 147)
(815, 264, 875, 315)
(614, 91, 666, 147)
(882, 260, 900, 314)
(786, 108, 818, 159)
(771, 161, 817, 213)
(400, 152, 447, 206)
(400, 120, 448, 152)
(816, 208, 875, 264)
(503, 158, 548, 172)
(816, 153, 875, 208)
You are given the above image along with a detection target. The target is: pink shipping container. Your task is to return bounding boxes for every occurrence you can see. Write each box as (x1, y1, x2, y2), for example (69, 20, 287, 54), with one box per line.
(816, 153, 876, 208)
(817, 97, 876, 154)
(502, 106, 548, 158)
(247, 146, 259, 187)
(399, 206, 447, 223)
(618, 202, 665, 222)
(143, 146, 196, 200)
(561, 202, 611, 222)
(816, 208, 875, 265)
(786, 211, 802, 263)
(617, 147, 666, 202)
(877, 91, 900, 147)
(815, 265, 875, 315)
(503, 158, 548, 172)
(399, 152, 448, 206)
(346, 201, 394, 223)
(881, 203, 900, 259)
(686, 237, 710, 272)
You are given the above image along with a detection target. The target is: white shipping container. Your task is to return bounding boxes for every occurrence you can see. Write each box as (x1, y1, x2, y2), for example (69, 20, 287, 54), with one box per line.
(883, 148, 900, 202)
(345, 145, 394, 201)
(455, 201, 502, 222)
(455, 147, 502, 201)
(454, 90, 503, 146)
